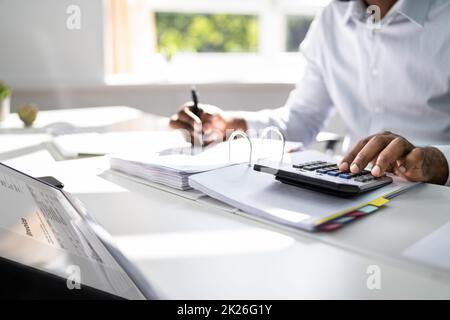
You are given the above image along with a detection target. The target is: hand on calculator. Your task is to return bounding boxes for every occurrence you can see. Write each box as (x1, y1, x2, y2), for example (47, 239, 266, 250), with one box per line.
(338, 131, 449, 185)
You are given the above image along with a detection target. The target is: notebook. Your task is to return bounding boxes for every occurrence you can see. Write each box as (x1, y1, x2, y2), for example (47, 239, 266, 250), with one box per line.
(109, 138, 302, 191)
(189, 150, 418, 232)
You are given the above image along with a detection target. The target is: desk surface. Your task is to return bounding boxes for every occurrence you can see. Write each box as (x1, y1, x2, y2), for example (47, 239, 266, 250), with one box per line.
(1, 107, 450, 299)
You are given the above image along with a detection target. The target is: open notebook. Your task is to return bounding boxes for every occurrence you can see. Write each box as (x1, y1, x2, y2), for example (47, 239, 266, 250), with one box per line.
(109, 138, 302, 190)
(189, 150, 418, 232)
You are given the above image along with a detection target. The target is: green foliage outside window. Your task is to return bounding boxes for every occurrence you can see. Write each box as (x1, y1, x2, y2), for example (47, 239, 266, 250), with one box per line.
(156, 13, 259, 59)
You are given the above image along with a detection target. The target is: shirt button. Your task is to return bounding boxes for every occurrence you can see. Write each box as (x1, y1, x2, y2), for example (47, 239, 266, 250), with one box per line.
(374, 106, 382, 113)
(371, 68, 378, 76)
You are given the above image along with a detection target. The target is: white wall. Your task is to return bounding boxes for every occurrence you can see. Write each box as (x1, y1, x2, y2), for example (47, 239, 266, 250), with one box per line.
(10, 83, 294, 115)
(0, 0, 106, 88)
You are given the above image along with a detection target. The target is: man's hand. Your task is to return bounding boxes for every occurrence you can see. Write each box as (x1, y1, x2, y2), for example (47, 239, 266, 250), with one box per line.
(169, 102, 247, 146)
(338, 131, 449, 185)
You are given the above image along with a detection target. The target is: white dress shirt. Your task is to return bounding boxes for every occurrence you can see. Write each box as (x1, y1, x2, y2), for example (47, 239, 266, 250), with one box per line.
(237, 0, 450, 185)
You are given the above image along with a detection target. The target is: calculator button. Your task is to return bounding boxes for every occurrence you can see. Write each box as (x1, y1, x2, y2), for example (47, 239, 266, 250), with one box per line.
(311, 163, 333, 170)
(302, 166, 316, 171)
(351, 171, 371, 177)
(293, 161, 323, 169)
(317, 167, 337, 174)
(346, 172, 363, 178)
(352, 172, 365, 177)
(315, 163, 335, 170)
(338, 173, 352, 179)
(305, 161, 321, 166)
(327, 171, 340, 177)
(355, 175, 373, 182)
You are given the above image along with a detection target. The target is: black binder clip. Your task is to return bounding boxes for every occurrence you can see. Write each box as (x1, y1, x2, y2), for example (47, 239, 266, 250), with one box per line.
(37, 176, 64, 189)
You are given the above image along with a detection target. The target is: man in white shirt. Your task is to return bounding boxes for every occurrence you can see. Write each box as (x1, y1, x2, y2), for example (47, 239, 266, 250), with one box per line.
(169, 0, 450, 186)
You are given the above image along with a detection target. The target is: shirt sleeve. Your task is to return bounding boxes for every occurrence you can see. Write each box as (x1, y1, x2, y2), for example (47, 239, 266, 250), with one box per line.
(434, 145, 450, 186)
(230, 8, 334, 146)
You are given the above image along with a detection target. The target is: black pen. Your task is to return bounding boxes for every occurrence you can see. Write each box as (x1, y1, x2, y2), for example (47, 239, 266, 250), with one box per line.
(190, 86, 203, 147)
(191, 86, 200, 117)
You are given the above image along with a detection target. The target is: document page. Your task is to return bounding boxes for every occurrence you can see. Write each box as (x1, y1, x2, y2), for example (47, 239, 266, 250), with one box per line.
(0, 163, 146, 299)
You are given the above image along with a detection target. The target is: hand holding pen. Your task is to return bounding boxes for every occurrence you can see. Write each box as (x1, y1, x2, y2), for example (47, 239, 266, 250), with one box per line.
(169, 87, 248, 146)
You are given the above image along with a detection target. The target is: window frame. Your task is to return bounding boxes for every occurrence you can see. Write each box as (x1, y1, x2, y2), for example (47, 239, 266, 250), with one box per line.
(109, 0, 330, 84)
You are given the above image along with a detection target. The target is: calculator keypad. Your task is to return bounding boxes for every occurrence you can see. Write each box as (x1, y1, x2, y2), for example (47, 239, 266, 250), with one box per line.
(293, 161, 378, 184)
(254, 159, 394, 196)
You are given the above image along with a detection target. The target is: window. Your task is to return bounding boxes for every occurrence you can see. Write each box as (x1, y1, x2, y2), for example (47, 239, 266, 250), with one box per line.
(156, 13, 259, 57)
(107, 0, 330, 83)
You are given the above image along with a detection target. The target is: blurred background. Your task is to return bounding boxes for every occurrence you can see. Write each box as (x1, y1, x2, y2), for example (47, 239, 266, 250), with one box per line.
(0, 0, 343, 134)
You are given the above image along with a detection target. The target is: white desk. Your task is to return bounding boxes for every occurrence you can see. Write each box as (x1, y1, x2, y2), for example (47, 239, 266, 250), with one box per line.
(2, 107, 450, 299)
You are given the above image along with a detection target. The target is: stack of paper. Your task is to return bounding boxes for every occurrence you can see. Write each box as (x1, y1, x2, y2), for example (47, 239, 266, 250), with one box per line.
(109, 152, 218, 190)
(109, 138, 301, 191)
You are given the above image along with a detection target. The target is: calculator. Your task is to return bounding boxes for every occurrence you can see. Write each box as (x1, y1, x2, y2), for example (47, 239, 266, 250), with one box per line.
(254, 160, 393, 197)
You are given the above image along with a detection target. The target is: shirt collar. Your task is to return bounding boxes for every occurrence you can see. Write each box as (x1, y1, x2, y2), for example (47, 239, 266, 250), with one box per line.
(343, 0, 367, 25)
(397, 0, 432, 27)
(343, 0, 432, 27)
